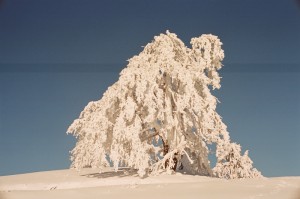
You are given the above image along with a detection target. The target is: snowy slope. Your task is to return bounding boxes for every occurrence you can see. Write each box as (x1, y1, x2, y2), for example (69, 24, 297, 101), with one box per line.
(0, 168, 299, 199)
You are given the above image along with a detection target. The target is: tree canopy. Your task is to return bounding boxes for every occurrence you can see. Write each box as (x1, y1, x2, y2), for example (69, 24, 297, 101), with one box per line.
(67, 31, 262, 179)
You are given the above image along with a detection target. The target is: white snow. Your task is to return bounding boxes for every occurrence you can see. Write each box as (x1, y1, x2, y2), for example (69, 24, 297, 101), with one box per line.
(0, 169, 299, 199)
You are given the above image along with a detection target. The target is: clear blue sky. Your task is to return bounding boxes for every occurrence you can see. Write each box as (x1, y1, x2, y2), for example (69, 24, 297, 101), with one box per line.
(0, 0, 299, 177)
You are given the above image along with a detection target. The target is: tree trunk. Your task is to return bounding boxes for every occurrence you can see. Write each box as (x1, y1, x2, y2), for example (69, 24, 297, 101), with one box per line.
(162, 138, 177, 171)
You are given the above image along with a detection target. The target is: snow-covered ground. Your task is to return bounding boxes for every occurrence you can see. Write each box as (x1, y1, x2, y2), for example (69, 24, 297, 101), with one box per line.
(0, 168, 299, 199)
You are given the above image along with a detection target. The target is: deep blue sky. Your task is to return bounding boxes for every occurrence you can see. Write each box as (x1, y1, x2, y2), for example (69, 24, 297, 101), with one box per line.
(0, 0, 299, 177)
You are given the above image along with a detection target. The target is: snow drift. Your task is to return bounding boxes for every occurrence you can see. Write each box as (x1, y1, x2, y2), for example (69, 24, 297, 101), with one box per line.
(0, 169, 299, 199)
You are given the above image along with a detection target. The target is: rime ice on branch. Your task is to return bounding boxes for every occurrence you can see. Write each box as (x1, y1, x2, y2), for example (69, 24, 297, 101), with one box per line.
(67, 31, 262, 179)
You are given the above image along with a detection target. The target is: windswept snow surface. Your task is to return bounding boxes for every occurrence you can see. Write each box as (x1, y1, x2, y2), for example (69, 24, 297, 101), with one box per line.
(0, 168, 299, 199)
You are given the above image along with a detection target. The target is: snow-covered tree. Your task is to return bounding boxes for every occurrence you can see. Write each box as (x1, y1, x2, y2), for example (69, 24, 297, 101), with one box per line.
(67, 31, 262, 179)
